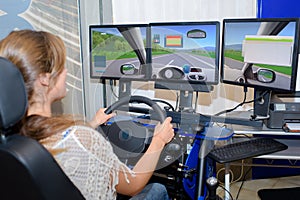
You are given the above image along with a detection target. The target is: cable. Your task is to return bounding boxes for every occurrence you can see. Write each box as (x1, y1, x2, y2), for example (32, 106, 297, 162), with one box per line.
(216, 167, 234, 185)
(230, 160, 245, 184)
(216, 160, 247, 186)
(219, 184, 234, 200)
(250, 114, 270, 121)
(244, 90, 269, 104)
(102, 79, 107, 108)
(215, 87, 247, 116)
(109, 79, 119, 99)
(175, 91, 180, 111)
(214, 88, 270, 116)
(235, 166, 252, 200)
(194, 91, 199, 112)
(233, 134, 252, 138)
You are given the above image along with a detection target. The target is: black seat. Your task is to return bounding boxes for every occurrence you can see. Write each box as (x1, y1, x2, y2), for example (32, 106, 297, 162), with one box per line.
(0, 57, 85, 200)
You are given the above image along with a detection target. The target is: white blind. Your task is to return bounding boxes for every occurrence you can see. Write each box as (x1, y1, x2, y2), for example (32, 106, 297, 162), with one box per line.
(111, 0, 256, 23)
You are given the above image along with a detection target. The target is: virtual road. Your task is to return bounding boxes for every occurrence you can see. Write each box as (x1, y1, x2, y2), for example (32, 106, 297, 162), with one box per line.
(101, 52, 217, 82)
(152, 52, 217, 82)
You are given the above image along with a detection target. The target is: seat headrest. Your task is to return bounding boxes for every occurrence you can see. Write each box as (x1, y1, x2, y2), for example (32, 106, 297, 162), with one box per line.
(0, 57, 28, 132)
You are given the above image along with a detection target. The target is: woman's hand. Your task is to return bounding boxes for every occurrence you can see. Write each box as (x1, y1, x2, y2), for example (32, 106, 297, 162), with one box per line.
(152, 117, 174, 146)
(89, 108, 115, 129)
(116, 116, 174, 195)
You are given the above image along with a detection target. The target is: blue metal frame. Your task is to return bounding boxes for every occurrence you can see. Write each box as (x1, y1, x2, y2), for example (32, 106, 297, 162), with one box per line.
(182, 124, 232, 200)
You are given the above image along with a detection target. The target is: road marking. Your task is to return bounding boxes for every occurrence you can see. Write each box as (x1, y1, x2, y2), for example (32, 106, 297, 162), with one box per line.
(167, 60, 174, 66)
(189, 54, 215, 69)
(152, 54, 172, 60)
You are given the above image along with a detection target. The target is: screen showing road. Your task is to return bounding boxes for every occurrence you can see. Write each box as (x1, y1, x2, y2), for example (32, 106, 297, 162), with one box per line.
(89, 24, 149, 80)
(149, 22, 220, 89)
(221, 18, 300, 92)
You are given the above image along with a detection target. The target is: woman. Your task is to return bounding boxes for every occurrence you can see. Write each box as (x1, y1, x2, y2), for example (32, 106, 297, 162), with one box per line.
(0, 30, 174, 199)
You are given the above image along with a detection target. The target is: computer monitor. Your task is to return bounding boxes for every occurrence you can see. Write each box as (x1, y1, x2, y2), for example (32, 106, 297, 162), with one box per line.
(221, 18, 300, 92)
(149, 21, 220, 92)
(89, 24, 150, 80)
(221, 18, 300, 117)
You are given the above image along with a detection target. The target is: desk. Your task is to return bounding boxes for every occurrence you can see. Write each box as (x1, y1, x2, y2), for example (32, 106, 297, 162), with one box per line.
(222, 124, 300, 200)
(233, 125, 300, 160)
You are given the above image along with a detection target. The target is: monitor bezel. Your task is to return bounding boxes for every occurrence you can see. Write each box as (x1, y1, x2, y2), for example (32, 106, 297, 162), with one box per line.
(149, 21, 221, 91)
(220, 17, 300, 92)
(89, 23, 150, 81)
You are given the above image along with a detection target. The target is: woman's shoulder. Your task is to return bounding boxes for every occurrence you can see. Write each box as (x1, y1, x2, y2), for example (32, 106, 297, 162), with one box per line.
(68, 125, 97, 133)
(43, 125, 108, 149)
(67, 125, 112, 149)
(68, 125, 105, 138)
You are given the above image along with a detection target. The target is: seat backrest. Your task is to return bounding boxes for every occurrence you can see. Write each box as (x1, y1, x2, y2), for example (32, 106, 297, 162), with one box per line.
(0, 57, 85, 200)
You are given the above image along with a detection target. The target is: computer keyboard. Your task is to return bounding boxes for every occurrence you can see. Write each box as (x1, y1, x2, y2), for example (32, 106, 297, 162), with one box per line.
(208, 137, 288, 163)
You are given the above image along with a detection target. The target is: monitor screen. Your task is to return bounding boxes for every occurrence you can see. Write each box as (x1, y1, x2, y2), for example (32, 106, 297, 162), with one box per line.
(149, 22, 220, 91)
(221, 18, 300, 92)
(89, 24, 150, 80)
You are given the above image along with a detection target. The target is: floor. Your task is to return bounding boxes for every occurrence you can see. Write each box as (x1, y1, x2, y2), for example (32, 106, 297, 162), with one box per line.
(217, 175, 300, 200)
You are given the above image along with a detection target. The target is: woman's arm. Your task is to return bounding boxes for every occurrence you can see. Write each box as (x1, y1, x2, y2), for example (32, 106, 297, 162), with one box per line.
(116, 117, 174, 196)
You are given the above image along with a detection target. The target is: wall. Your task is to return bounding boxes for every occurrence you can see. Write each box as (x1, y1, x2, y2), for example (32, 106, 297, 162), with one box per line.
(0, 0, 84, 117)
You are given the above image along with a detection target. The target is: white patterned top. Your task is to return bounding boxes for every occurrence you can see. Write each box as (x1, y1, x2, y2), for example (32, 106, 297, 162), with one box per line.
(42, 125, 132, 200)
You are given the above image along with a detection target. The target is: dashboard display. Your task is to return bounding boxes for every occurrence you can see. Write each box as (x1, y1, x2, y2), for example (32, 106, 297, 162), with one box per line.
(150, 21, 220, 87)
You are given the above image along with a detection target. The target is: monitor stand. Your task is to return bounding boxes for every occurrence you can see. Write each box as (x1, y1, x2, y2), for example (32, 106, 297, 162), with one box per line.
(179, 90, 194, 109)
(253, 88, 272, 117)
(161, 87, 264, 127)
(118, 80, 132, 98)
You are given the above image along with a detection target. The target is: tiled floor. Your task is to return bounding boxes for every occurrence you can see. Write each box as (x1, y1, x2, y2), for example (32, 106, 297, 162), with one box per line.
(217, 175, 300, 200)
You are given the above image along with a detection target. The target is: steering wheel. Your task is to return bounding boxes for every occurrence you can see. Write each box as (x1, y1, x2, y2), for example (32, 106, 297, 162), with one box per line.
(105, 95, 166, 122)
(98, 95, 167, 161)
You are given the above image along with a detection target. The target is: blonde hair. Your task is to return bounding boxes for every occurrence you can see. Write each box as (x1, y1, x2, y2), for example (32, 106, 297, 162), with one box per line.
(0, 30, 66, 107)
(0, 30, 86, 141)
